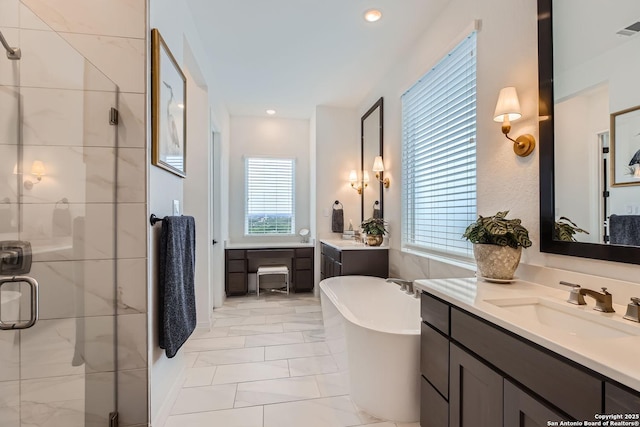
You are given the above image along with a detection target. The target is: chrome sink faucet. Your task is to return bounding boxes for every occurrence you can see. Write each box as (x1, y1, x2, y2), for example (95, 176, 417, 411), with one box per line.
(559, 281, 615, 313)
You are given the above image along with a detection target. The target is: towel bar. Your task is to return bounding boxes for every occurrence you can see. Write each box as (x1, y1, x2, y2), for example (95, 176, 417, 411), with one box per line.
(150, 214, 165, 226)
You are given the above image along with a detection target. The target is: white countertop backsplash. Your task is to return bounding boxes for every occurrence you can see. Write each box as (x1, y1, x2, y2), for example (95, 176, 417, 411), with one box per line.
(320, 238, 390, 251)
(225, 241, 315, 249)
(414, 277, 640, 392)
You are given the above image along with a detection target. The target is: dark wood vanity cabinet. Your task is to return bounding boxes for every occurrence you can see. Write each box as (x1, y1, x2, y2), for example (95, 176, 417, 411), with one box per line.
(293, 247, 314, 292)
(225, 249, 248, 296)
(320, 242, 388, 280)
(224, 247, 314, 296)
(419, 291, 640, 427)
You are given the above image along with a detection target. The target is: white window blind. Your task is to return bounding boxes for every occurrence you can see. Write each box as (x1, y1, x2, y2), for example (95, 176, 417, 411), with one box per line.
(401, 32, 477, 258)
(245, 157, 295, 235)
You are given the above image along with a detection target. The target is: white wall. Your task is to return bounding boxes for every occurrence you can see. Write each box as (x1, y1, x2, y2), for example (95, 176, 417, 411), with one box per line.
(183, 68, 212, 329)
(313, 106, 360, 285)
(555, 87, 608, 243)
(353, 0, 640, 292)
(228, 116, 310, 243)
(149, 0, 230, 424)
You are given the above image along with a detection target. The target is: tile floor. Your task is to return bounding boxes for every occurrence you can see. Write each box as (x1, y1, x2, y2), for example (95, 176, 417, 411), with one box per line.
(164, 292, 420, 427)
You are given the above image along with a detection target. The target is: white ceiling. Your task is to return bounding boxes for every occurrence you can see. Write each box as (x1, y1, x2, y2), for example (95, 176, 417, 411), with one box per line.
(185, 0, 450, 119)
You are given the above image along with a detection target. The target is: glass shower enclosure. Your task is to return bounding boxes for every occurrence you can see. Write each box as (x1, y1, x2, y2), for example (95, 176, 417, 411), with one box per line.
(1, 4, 119, 426)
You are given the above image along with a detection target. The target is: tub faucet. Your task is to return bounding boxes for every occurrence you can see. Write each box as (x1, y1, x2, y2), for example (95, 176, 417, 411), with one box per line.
(386, 278, 413, 294)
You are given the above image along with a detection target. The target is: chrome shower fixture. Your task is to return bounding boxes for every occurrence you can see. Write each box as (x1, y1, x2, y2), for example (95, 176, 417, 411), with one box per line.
(0, 30, 21, 60)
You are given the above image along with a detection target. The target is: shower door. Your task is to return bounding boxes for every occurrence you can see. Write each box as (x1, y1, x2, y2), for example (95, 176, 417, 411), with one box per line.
(0, 4, 119, 426)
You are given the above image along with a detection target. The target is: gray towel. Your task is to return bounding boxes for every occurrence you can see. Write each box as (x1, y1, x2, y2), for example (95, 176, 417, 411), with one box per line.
(609, 215, 640, 246)
(159, 215, 197, 358)
(332, 208, 344, 233)
(373, 208, 381, 219)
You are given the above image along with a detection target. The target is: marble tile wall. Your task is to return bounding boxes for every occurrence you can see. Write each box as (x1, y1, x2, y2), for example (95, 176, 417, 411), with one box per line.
(0, 1, 147, 426)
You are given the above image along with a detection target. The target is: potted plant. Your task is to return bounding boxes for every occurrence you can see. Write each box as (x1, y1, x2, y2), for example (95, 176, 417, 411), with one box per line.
(554, 217, 589, 242)
(360, 217, 387, 246)
(462, 211, 532, 281)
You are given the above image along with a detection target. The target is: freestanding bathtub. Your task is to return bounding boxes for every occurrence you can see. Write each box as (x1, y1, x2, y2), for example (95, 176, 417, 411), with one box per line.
(319, 276, 420, 422)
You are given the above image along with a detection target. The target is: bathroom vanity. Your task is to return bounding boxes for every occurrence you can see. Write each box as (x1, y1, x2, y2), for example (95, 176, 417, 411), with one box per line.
(320, 240, 389, 279)
(415, 278, 640, 427)
(224, 243, 315, 296)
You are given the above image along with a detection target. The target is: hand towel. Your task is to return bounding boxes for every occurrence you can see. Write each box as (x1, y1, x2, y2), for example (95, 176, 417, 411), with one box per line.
(609, 214, 640, 246)
(159, 215, 197, 358)
(332, 208, 344, 233)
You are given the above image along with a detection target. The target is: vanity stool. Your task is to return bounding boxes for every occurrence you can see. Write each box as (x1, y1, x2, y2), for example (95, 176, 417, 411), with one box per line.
(256, 265, 289, 297)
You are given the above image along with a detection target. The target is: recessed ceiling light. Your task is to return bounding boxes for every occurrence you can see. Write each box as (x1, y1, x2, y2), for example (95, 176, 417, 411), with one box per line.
(364, 9, 382, 23)
(266, 109, 276, 115)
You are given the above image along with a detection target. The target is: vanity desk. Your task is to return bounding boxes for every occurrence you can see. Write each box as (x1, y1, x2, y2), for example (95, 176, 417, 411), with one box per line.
(320, 239, 389, 279)
(224, 242, 315, 296)
(414, 278, 640, 427)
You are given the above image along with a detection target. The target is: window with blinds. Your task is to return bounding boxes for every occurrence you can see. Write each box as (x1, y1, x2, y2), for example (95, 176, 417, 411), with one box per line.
(401, 32, 477, 259)
(245, 157, 296, 235)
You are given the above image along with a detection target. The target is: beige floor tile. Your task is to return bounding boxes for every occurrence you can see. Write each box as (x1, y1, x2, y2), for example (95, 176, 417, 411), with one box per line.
(265, 341, 331, 360)
(244, 331, 305, 347)
(289, 355, 339, 377)
(194, 347, 264, 366)
(183, 366, 216, 388)
(164, 406, 263, 427)
(170, 383, 236, 415)
(234, 376, 321, 407)
(212, 360, 290, 384)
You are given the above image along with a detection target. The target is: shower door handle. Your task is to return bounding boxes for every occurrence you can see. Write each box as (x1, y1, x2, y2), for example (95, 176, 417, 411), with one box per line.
(0, 275, 39, 330)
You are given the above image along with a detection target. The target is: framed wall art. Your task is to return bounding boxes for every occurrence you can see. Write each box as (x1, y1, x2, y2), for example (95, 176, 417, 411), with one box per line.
(611, 105, 640, 187)
(151, 28, 187, 178)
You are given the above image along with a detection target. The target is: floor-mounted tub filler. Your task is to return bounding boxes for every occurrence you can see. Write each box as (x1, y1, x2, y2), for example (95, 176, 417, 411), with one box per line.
(320, 275, 421, 422)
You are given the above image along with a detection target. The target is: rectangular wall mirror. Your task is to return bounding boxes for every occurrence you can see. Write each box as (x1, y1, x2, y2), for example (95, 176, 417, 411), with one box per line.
(538, 0, 640, 264)
(361, 97, 384, 222)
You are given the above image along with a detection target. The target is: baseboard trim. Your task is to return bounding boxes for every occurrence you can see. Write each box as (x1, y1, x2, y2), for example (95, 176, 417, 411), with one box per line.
(151, 365, 186, 427)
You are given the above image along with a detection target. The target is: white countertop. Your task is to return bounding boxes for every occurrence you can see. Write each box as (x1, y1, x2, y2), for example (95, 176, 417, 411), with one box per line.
(225, 241, 314, 249)
(414, 277, 640, 392)
(320, 238, 389, 251)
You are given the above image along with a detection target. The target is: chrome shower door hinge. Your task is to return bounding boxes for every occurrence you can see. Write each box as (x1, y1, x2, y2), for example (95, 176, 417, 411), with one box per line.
(109, 108, 119, 125)
(109, 411, 119, 427)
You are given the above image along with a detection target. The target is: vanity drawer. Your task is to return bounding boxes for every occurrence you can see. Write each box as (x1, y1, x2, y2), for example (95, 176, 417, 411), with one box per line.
(296, 247, 313, 257)
(421, 322, 449, 399)
(421, 292, 450, 335)
(451, 308, 602, 420)
(227, 249, 245, 260)
(295, 257, 312, 270)
(321, 244, 341, 262)
(605, 382, 640, 413)
(227, 260, 245, 273)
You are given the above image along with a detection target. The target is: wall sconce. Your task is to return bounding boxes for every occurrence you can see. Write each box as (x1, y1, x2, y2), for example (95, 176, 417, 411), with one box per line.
(349, 169, 368, 194)
(372, 156, 390, 188)
(23, 161, 46, 190)
(493, 87, 536, 157)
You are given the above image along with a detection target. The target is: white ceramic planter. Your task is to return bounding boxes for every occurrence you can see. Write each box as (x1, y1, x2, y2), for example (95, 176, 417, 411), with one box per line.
(473, 244, 522, 280)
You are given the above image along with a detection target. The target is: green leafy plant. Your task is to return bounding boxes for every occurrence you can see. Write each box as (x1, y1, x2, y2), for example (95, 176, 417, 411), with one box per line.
(462, 211, 532, 249)
(360, 217, 387, 235)
(554, 216, 589, 242)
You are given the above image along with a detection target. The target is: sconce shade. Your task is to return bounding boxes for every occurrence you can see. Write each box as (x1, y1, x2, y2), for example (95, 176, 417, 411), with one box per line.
(363, 171, 370, 184)
(31, 161, 46, 177)
(493, 86, 522, 122)
(349, 170, 358, 184)
(372, 156, 385, 172)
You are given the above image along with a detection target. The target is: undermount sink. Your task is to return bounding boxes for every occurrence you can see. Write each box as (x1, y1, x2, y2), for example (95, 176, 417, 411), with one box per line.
(484, 297, 639, 339)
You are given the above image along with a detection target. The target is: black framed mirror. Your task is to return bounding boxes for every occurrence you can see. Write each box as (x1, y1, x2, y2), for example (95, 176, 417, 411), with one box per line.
(538, 0, 640, 265)
(361, 97, 384, 222)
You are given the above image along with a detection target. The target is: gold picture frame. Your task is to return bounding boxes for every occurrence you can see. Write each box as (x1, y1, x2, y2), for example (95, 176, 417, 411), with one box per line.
(151, 28, 187, 178)
(611, 105, 640, 187)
